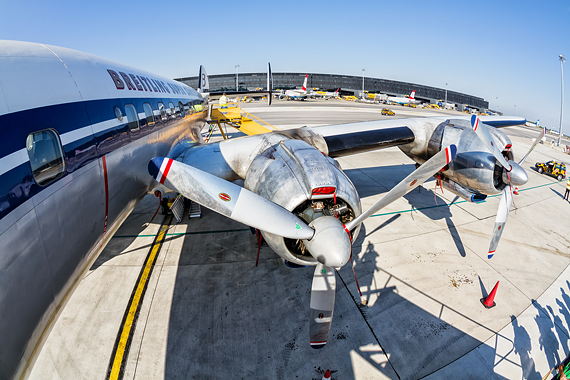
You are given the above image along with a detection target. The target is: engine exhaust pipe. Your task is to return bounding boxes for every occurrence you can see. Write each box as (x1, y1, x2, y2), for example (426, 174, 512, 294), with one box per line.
(440, 179, 487, 203)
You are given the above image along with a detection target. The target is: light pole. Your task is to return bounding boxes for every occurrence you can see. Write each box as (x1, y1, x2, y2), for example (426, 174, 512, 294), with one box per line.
(496, 97, 498, 113)
(558, 55, 565, 146)
(362, 68, 365, 97)
(514, 104, 516, 116)
(445, 83, 448, 107)
(235, 64, 240, 91)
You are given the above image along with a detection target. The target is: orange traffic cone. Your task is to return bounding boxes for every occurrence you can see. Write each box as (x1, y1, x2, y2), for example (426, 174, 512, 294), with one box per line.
(513, 187, 519, 195)
(322, 369, 331, 380)
(480, 281, 499, 309)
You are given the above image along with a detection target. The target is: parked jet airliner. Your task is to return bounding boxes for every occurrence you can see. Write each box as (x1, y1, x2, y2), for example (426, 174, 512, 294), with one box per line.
(0, 40, 536, 380)
(388, 90, 419, 105)
(283, 74, 309, 100)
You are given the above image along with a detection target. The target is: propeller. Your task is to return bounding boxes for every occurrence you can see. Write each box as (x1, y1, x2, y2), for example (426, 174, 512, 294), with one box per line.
(148, 157, 314, 240)
(303, 144, 456, 349)
(309, 263, 336, 349)
(469, 115, 545, 258)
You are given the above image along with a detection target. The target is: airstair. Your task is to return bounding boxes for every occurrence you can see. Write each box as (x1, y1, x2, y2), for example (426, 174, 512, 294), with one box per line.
(208, 102, 279, 140)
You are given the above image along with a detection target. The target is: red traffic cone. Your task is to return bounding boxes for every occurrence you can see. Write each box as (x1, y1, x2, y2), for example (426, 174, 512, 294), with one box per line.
(480, 281, 499, 309)
(513, 187, 519, 195)
(322, 369, 331, 380)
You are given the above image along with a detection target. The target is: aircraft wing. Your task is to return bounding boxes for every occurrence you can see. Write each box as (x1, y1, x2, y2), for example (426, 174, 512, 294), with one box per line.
(309, 115, 526, 157)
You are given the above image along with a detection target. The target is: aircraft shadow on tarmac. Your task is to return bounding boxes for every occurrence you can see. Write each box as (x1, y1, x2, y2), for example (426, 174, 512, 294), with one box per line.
(161, 209, 505, 379)
(344, 165, 467, 258)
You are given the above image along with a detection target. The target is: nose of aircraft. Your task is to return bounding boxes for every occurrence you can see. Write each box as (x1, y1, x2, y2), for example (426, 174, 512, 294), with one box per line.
(302, 216, 352, 268)
(503, 161, 528, 186)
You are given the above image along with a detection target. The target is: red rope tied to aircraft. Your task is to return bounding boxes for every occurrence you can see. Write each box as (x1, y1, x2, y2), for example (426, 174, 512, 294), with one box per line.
(255, 229, 262, 267)
(433, 174, 444, 205)
(148, 191, 162, 225)
(333, 192, 338, 218)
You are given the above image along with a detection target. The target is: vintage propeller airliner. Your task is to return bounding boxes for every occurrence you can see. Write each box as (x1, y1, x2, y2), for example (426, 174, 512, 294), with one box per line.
(0, 40, 541, 379)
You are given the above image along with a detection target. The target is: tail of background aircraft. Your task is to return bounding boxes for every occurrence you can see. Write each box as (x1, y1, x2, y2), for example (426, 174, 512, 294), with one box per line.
(302, 74, 308, 92)
(410, 90, 415, 100)
(198, 65, 209, 93)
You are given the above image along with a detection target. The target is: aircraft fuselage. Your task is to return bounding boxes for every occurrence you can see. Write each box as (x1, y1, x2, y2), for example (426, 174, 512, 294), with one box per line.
(0, 40, 207, 379)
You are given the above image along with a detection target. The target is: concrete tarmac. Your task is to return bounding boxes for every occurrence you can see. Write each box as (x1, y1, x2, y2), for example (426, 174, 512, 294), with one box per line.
(27, 99, 570, 379)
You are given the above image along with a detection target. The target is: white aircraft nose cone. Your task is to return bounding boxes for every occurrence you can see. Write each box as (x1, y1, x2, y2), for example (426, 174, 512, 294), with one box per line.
(303, 216, 352, 268)
(503, 161, 528, 186)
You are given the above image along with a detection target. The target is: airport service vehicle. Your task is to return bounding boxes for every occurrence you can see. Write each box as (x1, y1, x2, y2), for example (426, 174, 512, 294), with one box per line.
(0, 40, 541, 379)
(312, 88, 339, 99)
(535, 160, 566, 181)
(381, 108, 395, 116)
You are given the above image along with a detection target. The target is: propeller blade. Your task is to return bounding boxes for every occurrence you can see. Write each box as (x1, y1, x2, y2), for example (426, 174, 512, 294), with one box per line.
(487, 185, 513, 259)
(345, 145, 457, 231)
(518, 127, 545, 165)
(148, 157, 314, 240)
(309, 263, 336, 349)
(470, 115, 512, 171)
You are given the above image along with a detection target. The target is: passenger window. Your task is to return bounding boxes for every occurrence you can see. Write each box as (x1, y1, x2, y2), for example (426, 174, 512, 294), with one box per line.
(124, 104, 139, 131)
(179, 101, 185, 118)
(143, 103, 155, 126)
(169, 102, 175, 117)
(26, 129, 65, 186)
(114, 106, 123, 121)
(158, 102, 167, 121)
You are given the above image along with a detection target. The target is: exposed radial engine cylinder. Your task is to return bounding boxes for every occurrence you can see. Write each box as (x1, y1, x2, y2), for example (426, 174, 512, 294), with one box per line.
(244, 139, 361, 266)
(427, 119, 513, 196)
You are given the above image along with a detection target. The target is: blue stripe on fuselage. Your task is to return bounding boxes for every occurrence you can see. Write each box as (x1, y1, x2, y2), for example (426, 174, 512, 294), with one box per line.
(0, 96, 207, 221)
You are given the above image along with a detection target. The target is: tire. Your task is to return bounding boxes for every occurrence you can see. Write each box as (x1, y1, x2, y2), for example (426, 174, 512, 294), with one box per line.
(557, 174, 563, 181)
(538, 167, 543, 174)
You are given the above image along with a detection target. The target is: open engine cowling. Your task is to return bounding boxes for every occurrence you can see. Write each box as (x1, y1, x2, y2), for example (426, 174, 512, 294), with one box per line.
(244, 139, 361, 266)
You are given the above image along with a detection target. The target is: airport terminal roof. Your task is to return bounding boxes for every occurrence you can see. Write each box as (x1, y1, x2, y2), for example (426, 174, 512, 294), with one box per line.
(176, 72, 489, 109)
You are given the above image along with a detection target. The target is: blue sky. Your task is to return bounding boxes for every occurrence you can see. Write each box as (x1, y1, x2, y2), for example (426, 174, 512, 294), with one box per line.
(1, 0, 569, 134)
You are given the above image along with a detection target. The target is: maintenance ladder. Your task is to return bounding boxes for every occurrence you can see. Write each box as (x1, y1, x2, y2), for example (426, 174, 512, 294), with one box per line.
(207, 102, 279, 140)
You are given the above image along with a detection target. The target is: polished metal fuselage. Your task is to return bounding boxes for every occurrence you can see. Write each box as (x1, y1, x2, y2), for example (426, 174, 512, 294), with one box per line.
(0, 41, 208, 379)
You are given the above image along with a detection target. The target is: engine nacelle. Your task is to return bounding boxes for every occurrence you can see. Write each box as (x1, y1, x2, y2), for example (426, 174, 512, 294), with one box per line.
(244, 139, 361, 266)
(412, 119, 514, 195)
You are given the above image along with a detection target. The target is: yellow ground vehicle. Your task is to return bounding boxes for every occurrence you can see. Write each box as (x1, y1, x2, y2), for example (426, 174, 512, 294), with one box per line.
(381, 108, 395, 116)
(535, 160, 566, 181)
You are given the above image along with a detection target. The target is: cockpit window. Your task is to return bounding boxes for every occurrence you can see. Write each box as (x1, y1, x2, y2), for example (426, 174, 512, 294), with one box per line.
(26, 129, 65, 186)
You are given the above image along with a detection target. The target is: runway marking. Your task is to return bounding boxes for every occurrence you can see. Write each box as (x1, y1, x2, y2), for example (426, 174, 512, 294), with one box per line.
(106, 214, 172, 380)
(112, 228, 250, 239)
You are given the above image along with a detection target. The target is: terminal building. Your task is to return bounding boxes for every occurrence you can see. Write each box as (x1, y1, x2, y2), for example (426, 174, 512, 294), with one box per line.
(175, 72, 489, 111)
